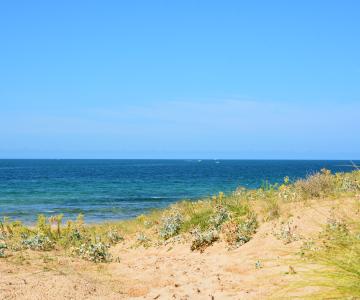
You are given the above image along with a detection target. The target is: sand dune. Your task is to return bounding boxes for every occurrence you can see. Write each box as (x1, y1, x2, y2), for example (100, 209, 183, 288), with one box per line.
(1, 197, 354, 299)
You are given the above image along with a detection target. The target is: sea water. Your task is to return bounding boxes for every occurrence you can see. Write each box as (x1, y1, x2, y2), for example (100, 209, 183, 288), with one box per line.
(0, 159, 358, 223)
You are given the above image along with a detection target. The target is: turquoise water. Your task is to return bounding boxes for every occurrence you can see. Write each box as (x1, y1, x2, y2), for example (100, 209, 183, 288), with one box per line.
(0, 159, 358, 223)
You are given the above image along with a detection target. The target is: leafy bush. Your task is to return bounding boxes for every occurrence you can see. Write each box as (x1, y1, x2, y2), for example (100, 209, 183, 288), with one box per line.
(159, 210, 183, 240)
(22, 234, 54, 251)
(190, 228, 219, 251)
(77, 242, 111, 263)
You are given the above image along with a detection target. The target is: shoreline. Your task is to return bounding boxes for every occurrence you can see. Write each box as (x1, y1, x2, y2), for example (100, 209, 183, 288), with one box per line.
(2, 159, 359, 225)
(1, 168, 359, 227)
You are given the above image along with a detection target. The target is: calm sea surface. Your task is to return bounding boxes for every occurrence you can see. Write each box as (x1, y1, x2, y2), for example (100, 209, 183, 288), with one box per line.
(0, 159, 358, 223)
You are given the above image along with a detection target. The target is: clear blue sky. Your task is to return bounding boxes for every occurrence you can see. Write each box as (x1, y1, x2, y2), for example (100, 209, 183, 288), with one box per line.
(0, 1, 359, 159)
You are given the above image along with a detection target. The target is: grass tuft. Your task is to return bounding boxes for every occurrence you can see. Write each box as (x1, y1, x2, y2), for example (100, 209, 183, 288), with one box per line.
(294, 215, 360, 299)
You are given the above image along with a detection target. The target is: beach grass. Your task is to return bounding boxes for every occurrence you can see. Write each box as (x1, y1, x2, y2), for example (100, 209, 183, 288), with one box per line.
(291, 208, 360, 299)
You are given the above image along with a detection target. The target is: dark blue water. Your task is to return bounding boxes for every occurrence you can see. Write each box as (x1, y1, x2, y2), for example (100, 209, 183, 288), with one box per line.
(0, 160, 358, 223)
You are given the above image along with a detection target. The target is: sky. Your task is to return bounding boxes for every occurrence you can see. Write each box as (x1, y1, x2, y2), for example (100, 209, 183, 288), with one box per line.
(0, 1, 359, 159)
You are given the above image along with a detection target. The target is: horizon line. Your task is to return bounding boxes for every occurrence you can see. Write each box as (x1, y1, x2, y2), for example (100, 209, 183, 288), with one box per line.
(0, 158, 359, 161)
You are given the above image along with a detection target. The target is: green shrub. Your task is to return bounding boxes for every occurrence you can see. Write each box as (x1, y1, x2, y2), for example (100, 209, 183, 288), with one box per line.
(159, 210, 183, 240)
(210, 206, 230, 229)
(70, 228, 82, 241)
(22, 234, 54, 251)
(77, 242, 111, 263)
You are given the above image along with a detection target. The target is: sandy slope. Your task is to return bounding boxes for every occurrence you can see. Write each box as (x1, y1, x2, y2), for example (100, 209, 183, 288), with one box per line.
(0, 198, 355, 299)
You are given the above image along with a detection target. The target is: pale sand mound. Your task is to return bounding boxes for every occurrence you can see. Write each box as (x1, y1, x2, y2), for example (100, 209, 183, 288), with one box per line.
(0, 198, 356, 299)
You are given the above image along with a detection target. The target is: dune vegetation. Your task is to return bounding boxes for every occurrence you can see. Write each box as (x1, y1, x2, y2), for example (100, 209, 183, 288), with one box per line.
(1, 168, 360, 299)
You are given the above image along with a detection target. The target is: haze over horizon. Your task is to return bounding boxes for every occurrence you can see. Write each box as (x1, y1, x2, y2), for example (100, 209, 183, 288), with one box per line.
(1, 1, 359, 159)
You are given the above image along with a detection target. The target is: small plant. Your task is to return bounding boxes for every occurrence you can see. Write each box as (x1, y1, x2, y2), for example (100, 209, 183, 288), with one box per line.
(0, 241, 7, 258)
(238, 214, 258, 243)
(255, 260, 262, 269)
(136, 232, 150, 247)
(210, 206, 230, 229)
(299, 239, 318, 257)
(107, 229, 123, 244)
(326, 216, 348, 235)
(159, 210, 183, 240)
(22, 234, 54, 251)
(190, 228, 219, 251)
(36, 214, 52, 236)
(222, 214, 258, 248)
(285, 265, 296, 275)
(278, 184, 298, 202)
(77, 242, 111, 263)
(70, 228, 82, 241)
(48, 214, 63, 237)
(273, 221, 300, 244)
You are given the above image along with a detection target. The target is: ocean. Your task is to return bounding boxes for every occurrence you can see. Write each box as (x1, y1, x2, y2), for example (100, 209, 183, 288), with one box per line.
(0, 159, 358, 223)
